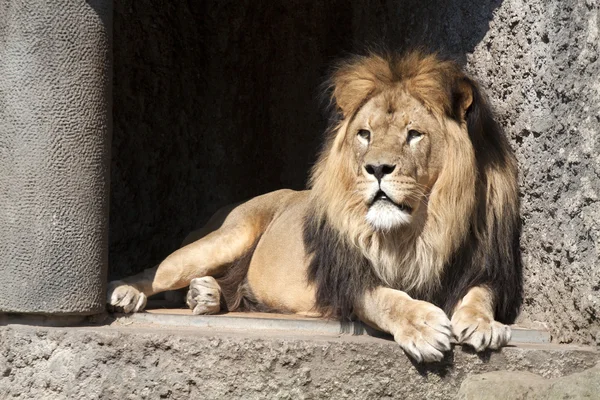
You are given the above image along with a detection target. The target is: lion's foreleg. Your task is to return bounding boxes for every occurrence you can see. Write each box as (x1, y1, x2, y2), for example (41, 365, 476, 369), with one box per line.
(356, 287, 452, 363)
(450, 286, 511, 351)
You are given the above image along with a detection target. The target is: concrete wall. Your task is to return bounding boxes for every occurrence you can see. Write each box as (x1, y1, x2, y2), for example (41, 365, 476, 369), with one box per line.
(111, 1, 600, 344)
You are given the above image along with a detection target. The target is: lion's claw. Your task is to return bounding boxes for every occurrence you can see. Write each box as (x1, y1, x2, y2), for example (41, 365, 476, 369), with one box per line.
(392, 300, 453, 363)
(107, 281, 147, 313)
(452, 308, 511, 351)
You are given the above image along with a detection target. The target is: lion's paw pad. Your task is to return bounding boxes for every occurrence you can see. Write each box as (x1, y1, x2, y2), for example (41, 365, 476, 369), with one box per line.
(186, 276, 221, 315)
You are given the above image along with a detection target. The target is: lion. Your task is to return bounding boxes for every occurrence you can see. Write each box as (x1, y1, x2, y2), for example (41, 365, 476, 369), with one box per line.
(107, 51, 522, 363)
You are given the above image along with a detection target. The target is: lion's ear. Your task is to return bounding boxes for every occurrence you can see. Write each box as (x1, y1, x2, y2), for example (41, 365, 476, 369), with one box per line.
(453, 78, 474, 121)
(330, 56, 391, 117)
(332, 77, 376, 117)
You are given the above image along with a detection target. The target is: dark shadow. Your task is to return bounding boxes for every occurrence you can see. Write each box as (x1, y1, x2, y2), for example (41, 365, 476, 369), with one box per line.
(0, 313, 112, 328)
(110, 0, 504, 279)
(458, 344, 504, 362)
(349, 0, 504, 64)
(361, 324, 455, 375)
(408, 351, 455, 378)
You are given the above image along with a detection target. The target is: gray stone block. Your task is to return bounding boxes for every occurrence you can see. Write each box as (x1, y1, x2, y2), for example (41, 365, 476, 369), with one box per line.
(0, 320, 598, 399)
(458, 363, 600, 399)
(458, 371, 548, 400)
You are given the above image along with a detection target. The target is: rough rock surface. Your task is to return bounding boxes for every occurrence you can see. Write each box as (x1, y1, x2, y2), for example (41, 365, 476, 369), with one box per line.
(0, 323, 598, 400)
(111, 1, 600, 344)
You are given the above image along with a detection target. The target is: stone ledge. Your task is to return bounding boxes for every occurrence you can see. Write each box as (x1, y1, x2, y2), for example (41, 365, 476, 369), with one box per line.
(0, 315, 597, 399)
(124, 308, 553, 344)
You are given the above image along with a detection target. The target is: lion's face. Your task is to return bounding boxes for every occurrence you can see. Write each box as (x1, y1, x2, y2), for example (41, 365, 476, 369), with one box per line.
(311, 52, 480, 254)
(347, 91, 446, 231)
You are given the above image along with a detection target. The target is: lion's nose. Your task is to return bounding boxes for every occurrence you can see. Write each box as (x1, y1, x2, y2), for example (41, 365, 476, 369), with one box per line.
(364, 164, 396, 181)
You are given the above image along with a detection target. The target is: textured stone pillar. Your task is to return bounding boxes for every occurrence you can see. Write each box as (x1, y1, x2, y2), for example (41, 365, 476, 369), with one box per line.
(0, 0, 112, 314)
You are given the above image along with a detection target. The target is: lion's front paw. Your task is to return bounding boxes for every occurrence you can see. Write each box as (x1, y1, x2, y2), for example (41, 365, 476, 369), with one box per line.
(392, 300, 453, 363)
(186, 276, 221, 315)
(451, 307, 511, 351)
(107, 281, 147, 313)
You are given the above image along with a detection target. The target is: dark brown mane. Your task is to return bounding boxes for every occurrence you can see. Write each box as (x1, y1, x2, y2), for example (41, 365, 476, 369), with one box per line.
(439, 78, 523, 323)
(303, 210, 382, 321)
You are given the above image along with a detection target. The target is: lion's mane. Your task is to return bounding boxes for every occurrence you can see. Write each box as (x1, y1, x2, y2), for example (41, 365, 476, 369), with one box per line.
(304, 51, 522, 323)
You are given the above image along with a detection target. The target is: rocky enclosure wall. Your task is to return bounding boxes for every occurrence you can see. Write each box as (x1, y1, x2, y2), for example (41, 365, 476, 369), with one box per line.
(466, 0, 600, 345)
(111, 1, 600, 344)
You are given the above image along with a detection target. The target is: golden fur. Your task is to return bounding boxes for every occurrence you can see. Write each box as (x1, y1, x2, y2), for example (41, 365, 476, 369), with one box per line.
(107, 51, 522, 363)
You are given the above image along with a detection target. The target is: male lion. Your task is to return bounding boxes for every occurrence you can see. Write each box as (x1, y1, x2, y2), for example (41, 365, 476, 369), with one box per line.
(108, 51, 522, 363)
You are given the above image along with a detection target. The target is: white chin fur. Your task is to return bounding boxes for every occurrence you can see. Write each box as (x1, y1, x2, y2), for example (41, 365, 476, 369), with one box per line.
(366, 201, 412, 230)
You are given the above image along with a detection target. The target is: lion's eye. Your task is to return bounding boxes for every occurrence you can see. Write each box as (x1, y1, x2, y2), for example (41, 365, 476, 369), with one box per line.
(357, 129, 371, 142)
(407, 129, 423, 143)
